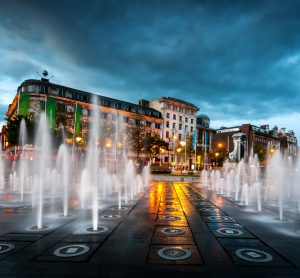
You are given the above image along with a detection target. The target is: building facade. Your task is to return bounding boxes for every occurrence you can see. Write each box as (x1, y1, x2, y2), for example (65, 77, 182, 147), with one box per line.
(212, 123, 297, 163)
(148, 97, 199, 165)
(196, 114, 213, 169)
(5, 78, 163, 158)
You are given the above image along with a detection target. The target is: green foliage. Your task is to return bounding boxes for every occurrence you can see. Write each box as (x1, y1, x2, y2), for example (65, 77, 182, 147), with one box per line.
(144, 133, 169, 159)
(253, 143, 267, 162)
(126, 119, 148, 158)
(5, 114, 37, 146)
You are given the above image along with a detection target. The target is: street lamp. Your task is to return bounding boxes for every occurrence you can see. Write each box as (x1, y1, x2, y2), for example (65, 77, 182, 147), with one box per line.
(75, 136, 82, 143)
(215, 152, 219, 168)
(160, 147, 165, 166)
(176, 147, 182, 173)
(179, 140, 186, 171)
(217, 143, 223, 148)
(105, 139, 112, 148)
(172, 135, 177, 172)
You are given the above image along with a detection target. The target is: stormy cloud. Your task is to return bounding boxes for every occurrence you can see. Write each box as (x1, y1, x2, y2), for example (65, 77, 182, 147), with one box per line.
(0, 0, 300, 134)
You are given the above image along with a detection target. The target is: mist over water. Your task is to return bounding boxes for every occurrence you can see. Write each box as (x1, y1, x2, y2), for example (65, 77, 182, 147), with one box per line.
(0, 110, 150, 231)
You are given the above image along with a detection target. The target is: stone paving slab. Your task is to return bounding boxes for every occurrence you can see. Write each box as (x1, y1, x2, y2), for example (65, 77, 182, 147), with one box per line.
(219, 238, 293, 267)
(208, 223, 255, 239)
(0, 232, 45, 241)
(153, 226, 193, 238)
(202, 215, 236, 223)
(0, 241, 32, 261)
(35, 242, 100, 262)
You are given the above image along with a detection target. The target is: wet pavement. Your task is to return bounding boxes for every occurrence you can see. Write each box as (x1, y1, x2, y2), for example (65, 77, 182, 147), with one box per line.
(0, 181, 300, 277)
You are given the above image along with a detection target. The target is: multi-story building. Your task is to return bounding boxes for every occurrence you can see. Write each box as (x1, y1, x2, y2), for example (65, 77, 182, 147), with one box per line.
(196, 114, 213, 169)
(5, 77, 163, 158)
(212, 123, 297, 163)
(148, 97, 199, 165)
(278, 128, 298, 156)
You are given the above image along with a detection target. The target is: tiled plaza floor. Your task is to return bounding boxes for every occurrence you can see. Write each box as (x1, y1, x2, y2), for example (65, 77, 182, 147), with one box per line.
(0, 181, 300, 277)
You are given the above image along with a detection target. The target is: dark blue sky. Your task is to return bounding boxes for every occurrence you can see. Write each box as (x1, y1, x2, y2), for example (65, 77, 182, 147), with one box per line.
(0, 0, 300, 136)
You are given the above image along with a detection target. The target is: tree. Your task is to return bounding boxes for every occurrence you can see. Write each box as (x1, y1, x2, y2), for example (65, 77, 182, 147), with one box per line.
(126, 118, 148, 159)
(144, 133, 169, 163)
(254, 143, 267, 162)
(5, 114, 37, 146)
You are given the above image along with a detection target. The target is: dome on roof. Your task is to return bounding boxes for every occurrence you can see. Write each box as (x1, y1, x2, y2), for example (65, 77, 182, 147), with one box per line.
(197, 114, 210, 121)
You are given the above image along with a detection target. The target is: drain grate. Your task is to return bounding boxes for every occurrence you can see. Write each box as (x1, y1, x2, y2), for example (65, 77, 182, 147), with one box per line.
(53, 244, 90, 257)
(235, 248, 273, 263)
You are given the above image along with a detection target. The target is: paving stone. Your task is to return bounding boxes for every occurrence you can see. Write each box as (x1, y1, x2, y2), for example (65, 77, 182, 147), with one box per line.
(154, 226, 193, 238)
(35, 242, 100, 262)
(0, 233, 45, 242)
(208, 223, 255, 239)
(202, 215, 236, 223)
(62, 235, 107, 243)
(0, 241, 32, 260)
(219, 238, 293, 267)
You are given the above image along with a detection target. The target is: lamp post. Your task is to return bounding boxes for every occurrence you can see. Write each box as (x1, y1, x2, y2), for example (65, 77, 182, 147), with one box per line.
(215, 152, 219, 168)
(160, 147, 165, 166)
(172, 135, 177, 172)
(176, 147, 182, 174)
(179, 140, 186, 171)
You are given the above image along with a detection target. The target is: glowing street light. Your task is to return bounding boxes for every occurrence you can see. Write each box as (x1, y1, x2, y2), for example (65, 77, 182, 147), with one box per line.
(105, 139, 112, 148)
(217, 143, 223, 148)
(179, 140, 186, 147)
(159, 147, 165, 166)
(117, 142, 123, 149)
(75, 136, 82, 143)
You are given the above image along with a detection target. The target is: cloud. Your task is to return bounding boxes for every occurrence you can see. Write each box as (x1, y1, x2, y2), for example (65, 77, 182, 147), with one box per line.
(0, 0, 299, 137)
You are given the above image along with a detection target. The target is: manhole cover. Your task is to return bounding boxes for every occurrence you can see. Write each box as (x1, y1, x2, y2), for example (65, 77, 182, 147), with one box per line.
(111, 207, 127, 210)
(161, 227, 186, 235)
(158, 247, 191, 260)
(86, 226, 108, 233)
(163, 215, 181, 221)
(235, 248, 273, 262)
(0, 243, 15, 254)
(216, 228, 243, 236)
(53, 244, 90, 257)
(100, 214, 120, 219)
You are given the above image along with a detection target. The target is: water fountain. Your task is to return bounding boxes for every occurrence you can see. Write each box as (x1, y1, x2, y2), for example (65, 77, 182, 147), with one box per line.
(198, 149, 300, 221)
(0, 101, 151, 234)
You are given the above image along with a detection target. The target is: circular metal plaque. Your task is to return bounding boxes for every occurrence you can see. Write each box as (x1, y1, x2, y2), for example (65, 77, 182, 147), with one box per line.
(207, 216, 230, 221)
(235, 248, 273, 262)
(164, 207, 177, 212)
(54, 244, 89, 257)
(0, 243, 15, 254)
(158, 247, 191, 260)
(216, 228, 243, 236)
(161, 227, 186, 235)
(86, 226, 108, 233)
(29, 225, 50, 231)
(198, 207, 217, 211)
(100, 214, 120, 219)
(163, 215, 181, 221)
